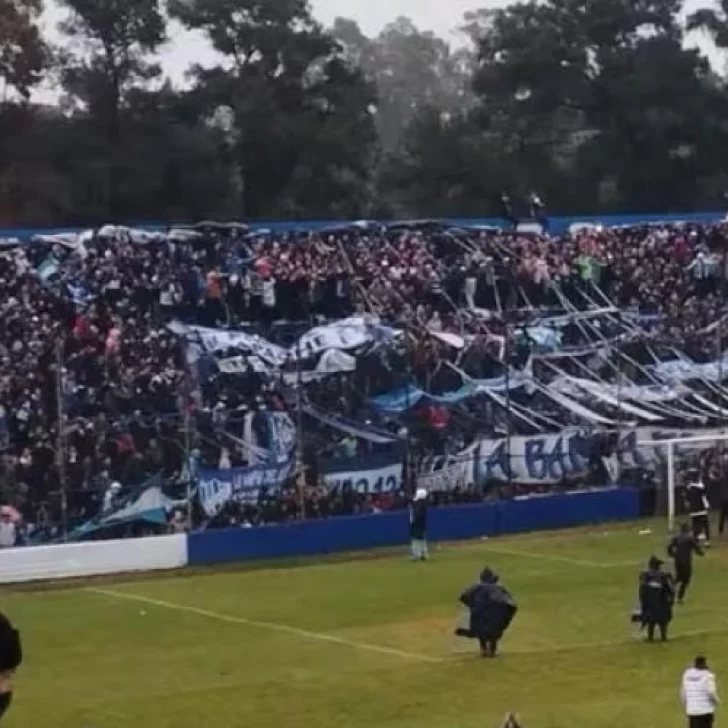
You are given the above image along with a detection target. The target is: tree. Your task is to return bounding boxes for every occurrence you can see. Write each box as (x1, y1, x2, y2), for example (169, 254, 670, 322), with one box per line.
(378, 108, 508, 218)
(332, 16, 473, 152)
(468, 0, 728, 212)
(169, 0, 378, 219)
(56, 0, 166, 217)
(0, 0, 45, 100)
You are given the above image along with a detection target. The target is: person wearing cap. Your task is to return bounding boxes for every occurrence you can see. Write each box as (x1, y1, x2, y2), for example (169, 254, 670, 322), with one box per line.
(456, 567, 518, 657)
(409, 488, 429, 561)
(639, 555, 675, 642)
(0, 612, 22, 721)
(681, 655, 719, 727)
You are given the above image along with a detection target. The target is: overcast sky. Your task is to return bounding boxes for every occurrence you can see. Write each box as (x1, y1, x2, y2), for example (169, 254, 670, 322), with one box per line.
(39, 0, 718, 93)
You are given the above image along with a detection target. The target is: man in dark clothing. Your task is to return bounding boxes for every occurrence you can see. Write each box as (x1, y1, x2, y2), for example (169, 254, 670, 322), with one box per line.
(0, 612, 21, 721)
(719, 478, 728, 538)
(685, 474, 711, 545)
(639, 556, 675, 642)
(668, 523, 704, 604)
(456, 567, 518, 657)
(410, 488, 429, 561)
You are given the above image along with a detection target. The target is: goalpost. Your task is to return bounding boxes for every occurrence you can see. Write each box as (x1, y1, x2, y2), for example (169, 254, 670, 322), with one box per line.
(638, 432, 728, 533)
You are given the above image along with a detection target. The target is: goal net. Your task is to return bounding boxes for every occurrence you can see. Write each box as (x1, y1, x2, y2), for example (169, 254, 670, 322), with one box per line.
(640, 433, 728, 532)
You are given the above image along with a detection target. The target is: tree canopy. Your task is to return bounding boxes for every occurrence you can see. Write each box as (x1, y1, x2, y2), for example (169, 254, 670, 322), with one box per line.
(1, 0, 728, 225)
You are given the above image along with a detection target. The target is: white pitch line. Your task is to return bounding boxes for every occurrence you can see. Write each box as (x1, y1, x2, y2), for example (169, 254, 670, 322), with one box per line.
(87, 587, 444, 665)
(480, 545, 639, 569)
(448, 626, 728, 661)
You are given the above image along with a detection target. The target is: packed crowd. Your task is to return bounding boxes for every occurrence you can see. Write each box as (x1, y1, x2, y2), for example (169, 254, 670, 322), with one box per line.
(0, 216, 725, 543)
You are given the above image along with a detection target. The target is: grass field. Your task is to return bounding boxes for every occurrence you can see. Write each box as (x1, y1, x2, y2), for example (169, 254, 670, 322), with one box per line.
(3, 522, 728, 728)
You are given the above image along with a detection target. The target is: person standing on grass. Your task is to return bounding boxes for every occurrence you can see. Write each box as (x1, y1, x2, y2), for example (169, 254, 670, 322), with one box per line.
(686, 472, 711, 546)
(410, 488, 429, 561)
(681, 655, 719, 728)
(668, 523, 704, 605)
(0, 612, 22, 721)
(639, 555, 675, 642)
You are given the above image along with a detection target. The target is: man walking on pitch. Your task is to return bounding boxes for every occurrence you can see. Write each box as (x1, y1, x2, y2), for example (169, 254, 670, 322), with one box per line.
(681, 655, 719, 727)
(668, 523, 704, 605)
(686, 471, 711, 545)
(410, 488, 429, 561)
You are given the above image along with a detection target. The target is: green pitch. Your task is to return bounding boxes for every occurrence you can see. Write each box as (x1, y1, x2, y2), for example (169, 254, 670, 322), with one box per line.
(3, 522, 728, 728)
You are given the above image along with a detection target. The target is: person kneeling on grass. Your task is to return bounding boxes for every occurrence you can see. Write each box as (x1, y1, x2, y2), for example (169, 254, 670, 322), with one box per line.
(0, 612, 22, 721)
(455, 567, 518, 658)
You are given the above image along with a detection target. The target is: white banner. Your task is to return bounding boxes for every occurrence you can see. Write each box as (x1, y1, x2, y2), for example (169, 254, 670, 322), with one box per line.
(169, 323, 289, 366)
(416, 453, 474, 492)
(550, 375, 687, 403)
(293, 316, 400, 358)
(217, 355, 268, 374)
(324, 461, 403, 494)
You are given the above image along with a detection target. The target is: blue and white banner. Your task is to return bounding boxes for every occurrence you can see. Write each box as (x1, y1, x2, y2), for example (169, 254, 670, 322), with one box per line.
(198, 459, 294, 515)
(303, 403, 398, 444)
(465, 427, 728, 486)
(265, 412, 297, 463)
(650, 355, 728, 384)
(323, 456, 404, 494)
(371, 374, 528, 413)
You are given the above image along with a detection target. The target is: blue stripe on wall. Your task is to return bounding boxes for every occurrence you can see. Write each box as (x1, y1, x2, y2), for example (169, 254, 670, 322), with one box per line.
(2, 212, 724, 241)
(187, 487, 639, 566)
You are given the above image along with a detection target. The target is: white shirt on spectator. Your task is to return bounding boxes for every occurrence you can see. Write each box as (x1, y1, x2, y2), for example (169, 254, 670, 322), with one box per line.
(681, 667, 719, 716)
(0, 520, 16, 548)
(262, 279, 276, 307)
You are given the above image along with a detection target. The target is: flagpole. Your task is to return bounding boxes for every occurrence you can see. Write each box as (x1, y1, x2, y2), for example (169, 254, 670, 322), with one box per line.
(505, 319, 513, 491)
(295, 338, 306, 521)
(56, 339, 69, 541)
(183, 387, 193, 533)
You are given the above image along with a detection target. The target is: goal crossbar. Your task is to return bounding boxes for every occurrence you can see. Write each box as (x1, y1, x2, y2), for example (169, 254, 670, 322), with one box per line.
(637, 433, 728, 447)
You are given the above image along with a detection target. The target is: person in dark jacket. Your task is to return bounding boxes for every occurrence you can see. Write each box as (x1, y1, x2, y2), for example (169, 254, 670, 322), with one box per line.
(410, 488, 429, 561)
(685, 473, 711, 545)
(0, 612, 21, 721)
(456, 567, 518, 657)
(639, 556, 675, 642)
(668, 523, 704, 604)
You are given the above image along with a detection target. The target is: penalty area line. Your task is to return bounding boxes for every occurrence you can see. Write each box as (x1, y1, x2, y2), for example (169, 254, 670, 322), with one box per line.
(479, 545, 639, 569)
(86, 587, 444, 665)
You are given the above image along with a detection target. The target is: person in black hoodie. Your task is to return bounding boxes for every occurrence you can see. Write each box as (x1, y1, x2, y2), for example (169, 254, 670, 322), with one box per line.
(638, 556, 675, 642)
(0, 612, 22, 721)
(456, 567, 518, 657)
(668, 523, 704, 604)
(410, 488, 429, 561)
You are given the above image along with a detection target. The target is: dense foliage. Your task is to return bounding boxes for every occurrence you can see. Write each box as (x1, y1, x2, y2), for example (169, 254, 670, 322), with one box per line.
(2, 0, 728, 225)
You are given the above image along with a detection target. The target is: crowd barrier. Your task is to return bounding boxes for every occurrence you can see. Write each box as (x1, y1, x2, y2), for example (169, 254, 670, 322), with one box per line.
(0, 489, 637, 583)
(187, 487, 639, 565)
(0, 534, 187, 584)
(1, 211, 723, 240)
